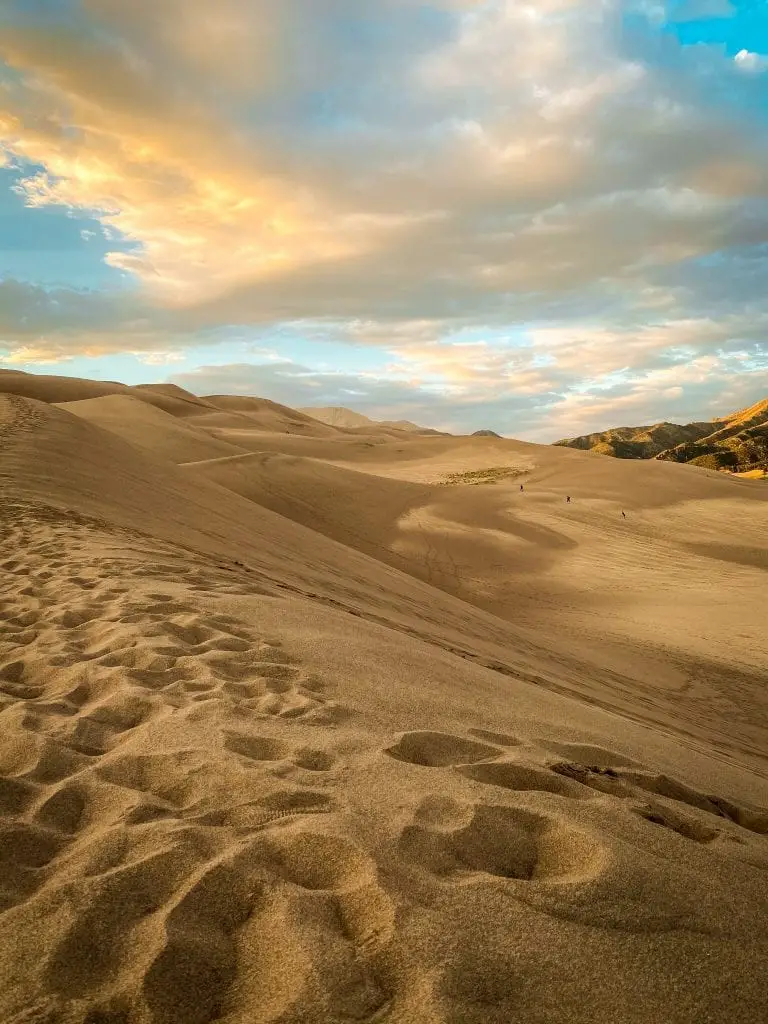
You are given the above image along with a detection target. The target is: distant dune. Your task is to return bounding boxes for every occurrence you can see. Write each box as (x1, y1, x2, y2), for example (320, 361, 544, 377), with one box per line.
(57, 394, 249, 464)
(1, 369, 767, 1024)
(0, 367, 133, 404)
(299, 404, 443, 434)
(297, 405, 375, 429)
(555, 396, 768, 471)
(205, 395, 344, 436)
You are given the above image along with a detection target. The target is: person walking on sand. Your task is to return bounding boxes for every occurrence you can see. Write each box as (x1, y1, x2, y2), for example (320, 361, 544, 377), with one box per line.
(621, 511, 626, 519)
(520, 483, 524, 492)
(566, 495, 571, 503)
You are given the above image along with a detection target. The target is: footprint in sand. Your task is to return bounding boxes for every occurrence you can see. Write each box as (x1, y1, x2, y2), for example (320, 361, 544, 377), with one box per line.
(19, 737, 93, 785)
(39, 825, 396, 1024)
(240, 830, 395, 1021)
(458, 761, 587, 799)
(141, 858, 261, 1024)
(34, 783, 88, 835)
(550, 763, 768, 838)
(0, 775, 38, 816)
(0, 661, 44, 701)
(224, 733, 290, 762)
(0, 529, 372, 1023)
(400, 801, 605, 885)
(224, 730, 338, 776)
(632, 804, 720, 844)
(0, 819, 65, 911)
(387, 729, 591, 802)
(540, 741, 639, 768)
(46, 840, 223, 1004)
(292, 748, 336, 772)
(220, 788, 337, 829)
(623, 771, 768, 835)
(385, 730, 502, 767)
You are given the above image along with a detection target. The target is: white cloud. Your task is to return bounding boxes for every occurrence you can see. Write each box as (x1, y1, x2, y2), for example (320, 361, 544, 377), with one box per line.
(734, 50, 768, 74)
(674, 0, 736, 21)
(133, 350, 187, 365)
(2, 0, 765, 320)
(168, 351, 766, 442)
(0, 0, 766, 439)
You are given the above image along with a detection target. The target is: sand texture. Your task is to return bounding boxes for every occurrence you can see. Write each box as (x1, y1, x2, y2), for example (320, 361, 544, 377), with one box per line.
(1, 373, 767, 1024)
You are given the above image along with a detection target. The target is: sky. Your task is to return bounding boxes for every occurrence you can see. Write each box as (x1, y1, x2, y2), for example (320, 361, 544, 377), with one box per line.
(1, 0, 767, 440)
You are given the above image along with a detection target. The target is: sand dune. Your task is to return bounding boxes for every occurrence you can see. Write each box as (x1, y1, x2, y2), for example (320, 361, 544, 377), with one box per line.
(128, 384, 223, 420)
(203, 395, 343, 437)
(298, 405, 438, 435)
(185, 431, 768, 768)
(0, 368, 132, 404)
(183, 451, 432, 562)
(204, 427, 401, 459)
(297, 404, 382, 429)
(0, 370, 215, 421)
(1, 375, 767, 1024)
(57, 395, 248, 464)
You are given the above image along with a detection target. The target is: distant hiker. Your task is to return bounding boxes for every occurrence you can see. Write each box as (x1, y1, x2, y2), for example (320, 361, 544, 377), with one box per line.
(566, 495, 571, 503)
(520, 484, 524, 492)
(621, 511, 626, 519)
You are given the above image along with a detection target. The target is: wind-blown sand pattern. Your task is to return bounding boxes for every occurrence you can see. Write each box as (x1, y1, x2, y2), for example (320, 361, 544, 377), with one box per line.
(1, 375, 767, 1023)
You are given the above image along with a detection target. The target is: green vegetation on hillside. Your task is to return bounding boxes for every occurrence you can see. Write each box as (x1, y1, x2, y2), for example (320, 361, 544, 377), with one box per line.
(440, 466, 525, 485)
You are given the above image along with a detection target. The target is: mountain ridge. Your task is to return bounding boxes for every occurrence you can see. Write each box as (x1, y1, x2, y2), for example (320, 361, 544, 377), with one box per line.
(554, 397, 768, 471)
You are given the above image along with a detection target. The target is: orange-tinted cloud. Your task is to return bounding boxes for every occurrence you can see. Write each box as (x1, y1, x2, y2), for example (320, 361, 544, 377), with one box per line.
(0, 0, 766, 437)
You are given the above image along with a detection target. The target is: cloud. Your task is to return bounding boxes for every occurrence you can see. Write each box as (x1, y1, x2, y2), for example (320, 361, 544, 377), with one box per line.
(0, 278, 123, 338)
(134, 350, 187, 366)
(169, 327, 766, 440)
(734, 50, 768, 74)
(2, 0, 765, 318)
(541, 363, 766, 440)
(673, 0, 736, 21)
(529, 314, 768, 378)
(0, 277, 202, 363)
(169, 358, 551, 437)
(0, 1, 767, 438)
(1, 344, 74, 365)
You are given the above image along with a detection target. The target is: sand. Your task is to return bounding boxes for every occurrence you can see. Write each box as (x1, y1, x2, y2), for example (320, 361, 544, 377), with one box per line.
(1, 370, 767, 1024)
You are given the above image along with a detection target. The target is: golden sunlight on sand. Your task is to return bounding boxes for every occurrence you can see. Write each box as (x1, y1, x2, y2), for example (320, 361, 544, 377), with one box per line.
(1, 370, 767, 1023)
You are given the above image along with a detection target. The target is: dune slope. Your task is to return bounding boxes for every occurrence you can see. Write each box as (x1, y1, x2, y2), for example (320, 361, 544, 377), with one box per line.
(57, 395, 248, 464)
(182, 451, 431, 562)
(298, 405, 435, 434)
(184, 431, 768, 771)
(203, 395, 343, 437)
(1, 384, 767, 1024)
